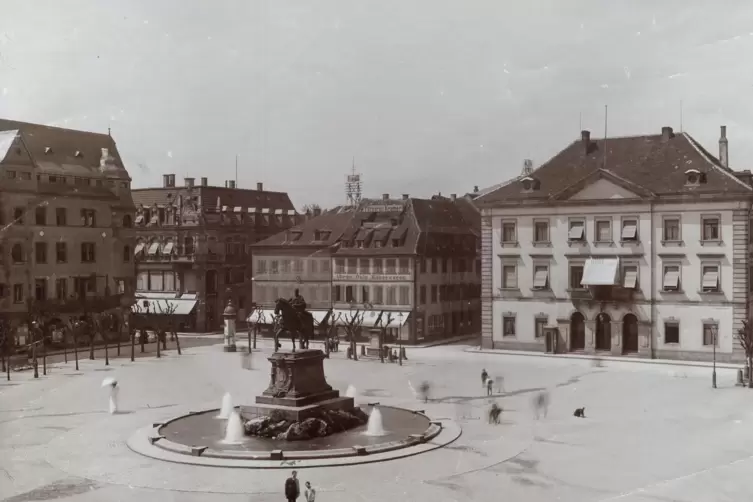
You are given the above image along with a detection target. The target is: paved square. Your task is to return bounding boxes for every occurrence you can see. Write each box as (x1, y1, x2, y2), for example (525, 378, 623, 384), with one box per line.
(1, 340, 753, 501)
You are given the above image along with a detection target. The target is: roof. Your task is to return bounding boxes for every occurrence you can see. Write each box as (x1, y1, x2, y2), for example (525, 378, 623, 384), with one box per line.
(252, 207, 358, 248)
(476, 128, 752, 207)
(0, 118, 130, 180)
(132, 185, 295, 212)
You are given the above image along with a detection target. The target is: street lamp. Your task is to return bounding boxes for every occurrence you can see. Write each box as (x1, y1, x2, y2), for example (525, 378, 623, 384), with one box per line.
(712, 324, 718, 389)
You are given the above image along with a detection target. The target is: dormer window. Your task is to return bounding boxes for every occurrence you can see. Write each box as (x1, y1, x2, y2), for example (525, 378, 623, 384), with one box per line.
(290, 231, 302, 242)
(321, 231, 331, 240)
(74, 150, 83, 158)
(390, 218, 398, 227)
(684, 169, 706, 186)
(44, 147, 52, 154)
(520, 176, 539, 193)
(313, 230, 321, 241)
(356, 239, 364, 248)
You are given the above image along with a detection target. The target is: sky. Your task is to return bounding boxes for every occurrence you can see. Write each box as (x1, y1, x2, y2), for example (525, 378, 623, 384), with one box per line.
(2, 0, 753, 209)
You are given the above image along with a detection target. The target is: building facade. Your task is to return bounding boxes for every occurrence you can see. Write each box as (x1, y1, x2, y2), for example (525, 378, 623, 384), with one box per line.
(132, 176, 298, 331)
(476, 126, 753, 362)
(0, 120, 136, 338)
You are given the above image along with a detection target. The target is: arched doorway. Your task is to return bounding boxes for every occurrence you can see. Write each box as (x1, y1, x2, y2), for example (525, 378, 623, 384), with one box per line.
(595, 312, 611, 351)
(622, 314, 638, 354)
(570, 312, 585, 351)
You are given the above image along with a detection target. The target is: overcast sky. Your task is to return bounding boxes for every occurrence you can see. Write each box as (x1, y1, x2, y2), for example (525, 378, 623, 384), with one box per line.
(2, 1, 753, 208)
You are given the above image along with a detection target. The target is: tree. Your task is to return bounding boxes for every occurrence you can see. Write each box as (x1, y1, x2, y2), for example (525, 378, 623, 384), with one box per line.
(0, 319, 12, 381)
(66, 318, 84, 371)
(155, 301, 181, 355)
(737, 320, 753, 388)
(376, 312, 394, 364)
(341, 308, 364, 361)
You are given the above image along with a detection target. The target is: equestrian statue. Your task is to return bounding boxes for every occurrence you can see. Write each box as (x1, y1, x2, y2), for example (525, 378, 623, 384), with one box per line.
(273, 289, 315, 351)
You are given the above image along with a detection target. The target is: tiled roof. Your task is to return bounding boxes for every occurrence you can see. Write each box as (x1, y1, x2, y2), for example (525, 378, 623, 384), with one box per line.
(476, 128, 752, 206)
(132, 186, 295, 212)
(252, 207, 358, 248)
(0, 118, 130, 179)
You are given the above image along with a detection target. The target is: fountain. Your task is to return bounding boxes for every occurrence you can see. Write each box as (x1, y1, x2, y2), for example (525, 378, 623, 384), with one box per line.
(221, 411, 245, 444)
(364, 406, 387, 436)
(217, 392, 233, 419)
(345, 385, 357, 398)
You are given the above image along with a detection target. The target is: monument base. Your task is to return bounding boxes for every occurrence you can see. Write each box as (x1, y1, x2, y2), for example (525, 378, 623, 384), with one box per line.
(224, 345, 237, 353)
(242, 396, 356, 422)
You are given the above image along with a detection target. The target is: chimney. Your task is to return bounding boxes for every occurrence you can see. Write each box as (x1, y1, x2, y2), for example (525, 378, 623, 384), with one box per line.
(719, 125, 729, 168)
(473, 185, 479, 193)
(661, 126, 674, 141)
(522, 159, 533, 175)
(382, 193, 389, 200)
(581, 130, 591, 153)
(313, 208, 321, 216)
(169, 174, 175, 187)
(450, 194, 457, 201)
(402, 194, 409, 200)
(200, 177, 208, 187)
(184, 177, 195, 188)
(257, 182, 263, 191)
(162, 174, 170, 188)
(228, 180, 236, 189)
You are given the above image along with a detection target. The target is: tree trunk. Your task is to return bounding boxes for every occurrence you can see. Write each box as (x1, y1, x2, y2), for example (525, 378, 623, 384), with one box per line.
(89, 333, 95, 360)
(116, 320, 122, 356)
(379, 329, 385, 363)
(5, 352, 9, 381)
(156, 331, 161, 358)
(32, 329, 39, 379)
(74, 334, 79, 370)
(42, 337, 47, 375)
(748, 356, 752, 388)
(173, 329, 181, 355)
(104, 331, 109, 366)
(247, 329, 252, 354)
(253, 325, 258, 350)
(351, 332, 358, 361)
(130, 328, 135, 362)
(161, 331, 167, 351)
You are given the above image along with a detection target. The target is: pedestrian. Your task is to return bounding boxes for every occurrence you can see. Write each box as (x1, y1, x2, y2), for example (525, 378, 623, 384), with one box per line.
(285, 470, 300, 502)
(488, 402, 501, 424)
(101, 378, 119, 414)
(481, 368, 488, 388)
(486, 377, 493, 396)
(533, 391, 549, 420)
(304, 481, 316, 502)
(419, 380, 431, 403)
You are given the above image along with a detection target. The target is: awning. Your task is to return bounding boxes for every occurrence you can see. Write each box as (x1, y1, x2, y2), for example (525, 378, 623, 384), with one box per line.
(133, 243, 145, 255)
(581, 258, 619, 286)
(621, 223, 637, 240)
(161, 241, 174, 255)
(247, 309, 277, 324)
(533, 268, 549, 289)
(261, 208, 271, 214)
(310, 310, 331, 325)
(131, 298, 197, 316)
(222, 205, 229, 212)
(663, 268, 680, 290)
(135, 215, 144, 224)
(568, 223, 584, 240)
(702, 268, 719, 290)
(147, 242, 160, 256)
(382, 311, 411, 328)
(248, 207, 258, 213)
(233, 206, 243, 213)
(275, 208, 284, 215)
(623, 268, 638, 289)
(286, 209, 296, 215)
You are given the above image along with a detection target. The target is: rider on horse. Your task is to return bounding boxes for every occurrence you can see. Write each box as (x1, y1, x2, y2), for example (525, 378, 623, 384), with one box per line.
(290, 289, 307, 314)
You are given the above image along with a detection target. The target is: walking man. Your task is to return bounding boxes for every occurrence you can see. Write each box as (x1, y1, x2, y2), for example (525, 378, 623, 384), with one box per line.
(285, 470, 300, 502)
(304, 481, 316, 502)
(481, 368, 488, 388)
(486, 377, 493, 396)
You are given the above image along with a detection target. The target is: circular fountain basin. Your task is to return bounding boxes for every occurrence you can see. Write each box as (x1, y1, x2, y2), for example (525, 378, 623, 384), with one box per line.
(127, 404, 461, 468)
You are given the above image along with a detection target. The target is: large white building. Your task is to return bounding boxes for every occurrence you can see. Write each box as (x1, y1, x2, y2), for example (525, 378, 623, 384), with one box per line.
(476, 126, 753, 362)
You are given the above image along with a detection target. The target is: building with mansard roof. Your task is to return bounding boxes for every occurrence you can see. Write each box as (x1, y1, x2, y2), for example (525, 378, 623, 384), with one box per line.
(131, 175, 299, 332)
(0, 119, 135, 339)
(475, 125, 753, 362)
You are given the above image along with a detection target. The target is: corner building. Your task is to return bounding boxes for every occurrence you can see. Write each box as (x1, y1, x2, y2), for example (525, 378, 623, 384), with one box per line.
(476, 125, 753, 362)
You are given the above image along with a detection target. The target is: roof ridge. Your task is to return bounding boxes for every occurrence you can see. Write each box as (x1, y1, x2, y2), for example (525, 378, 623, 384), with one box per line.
(681, 132, 752, 191)
(0, 118, 111, 138)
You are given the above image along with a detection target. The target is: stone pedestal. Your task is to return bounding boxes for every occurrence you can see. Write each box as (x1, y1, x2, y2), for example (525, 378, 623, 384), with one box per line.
(366, 329, 382, 357)
(245, 349, 355, 421)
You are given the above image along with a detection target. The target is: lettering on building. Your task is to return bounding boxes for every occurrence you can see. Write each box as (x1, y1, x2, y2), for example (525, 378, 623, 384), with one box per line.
(333, 273, 411, 282)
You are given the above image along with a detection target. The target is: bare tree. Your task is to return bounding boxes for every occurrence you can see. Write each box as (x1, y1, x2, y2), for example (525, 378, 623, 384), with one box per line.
(341, 309, 364, 361)
(377, 312, 394, 364)
(737, 320, 753, 388)
(156, 301, 181, 355)
(66, 318, 83, 371)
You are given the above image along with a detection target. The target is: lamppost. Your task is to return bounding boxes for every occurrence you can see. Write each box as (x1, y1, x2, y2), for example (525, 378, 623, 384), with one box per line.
(712, 324, 718, 389)
(398, 312, 404, 366)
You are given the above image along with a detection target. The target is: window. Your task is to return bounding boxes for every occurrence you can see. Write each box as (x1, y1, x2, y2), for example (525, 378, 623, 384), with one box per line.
(701, 264, 720, 293)
(420, 285, 426, 304)
(535, 317, 547, 338)
(441, 258, 448, 274)
(621, 218, 638, 242)
(399, 258, 410, 274)
(256, 259, 267, 274)
(595, 220, 612, 242)
(663, 217, 680, 241)
(294, 259, 304, 273)
(80, 242, 96, 263)
(431, 285, 437, 303)
(420, 259, 427, 274)
(662, 264, 681, 291)
(386, 286, 397, 305)
(35, 206, 46, 225)
(359, 259, 370, 274)
(149, 271, 164, 291)
(20, 171, 31, 180)
(34, 242, 47, 264)
(399, 286, 410, 305)
(281, 259, 291, 273)
(568, 219, 585, 241)
(55, 278, 67, 300)
(56, 208, 67, 226)
(333, 285, 342, 302)
(533, 220, 549, 243)
(373, 259, 383, 274)
(386, 259, 396, 274)
(122, 214, 133, 228)
(137, 272, 148, 291)
(431, 258, 438, 274)
(346, 258, 357, 273)
(34, 278, 47, 301)
(13, 207, 24, 224)
(703, 322, 718, 346)
(664, 322, 679, 344)
(321, 259, 330, 272)
(701, 216, 720, 242)
(56, 242, 67, 263)
(502, 315, 516, 337)
(309, 259, 318, 274)
(501, 221, 517, 243)
(501, 264, 517, 289)
(345, 285, 354, 302)
(6, 170, 16, 179)
(532, 264, 549, 290)
(13, 284, 23, 303)
(622, 264, 638, 289)
(80, 209, 96, 227)
(569, 264, 584, 289)
(270, 260, 279, 274)
(164, 272, 175, 291)
(184, 237, 194, 254)
(11, 243, 23, 263)
(373, 285, 383, 304)
(123, 245, 131, 263)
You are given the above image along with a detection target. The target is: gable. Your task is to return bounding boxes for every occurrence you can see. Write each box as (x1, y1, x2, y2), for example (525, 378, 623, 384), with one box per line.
(568, 178, 643, 201)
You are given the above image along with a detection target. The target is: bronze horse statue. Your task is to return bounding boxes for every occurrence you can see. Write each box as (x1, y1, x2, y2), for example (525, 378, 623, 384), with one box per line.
(273, 298, 314, 351)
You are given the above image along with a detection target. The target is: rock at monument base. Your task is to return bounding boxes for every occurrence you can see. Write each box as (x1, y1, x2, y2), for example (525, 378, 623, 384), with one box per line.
(242, 408, 369, 441)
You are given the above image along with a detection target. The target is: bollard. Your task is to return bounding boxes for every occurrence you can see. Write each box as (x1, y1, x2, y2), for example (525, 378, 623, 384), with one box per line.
(737, 369, 745, 387)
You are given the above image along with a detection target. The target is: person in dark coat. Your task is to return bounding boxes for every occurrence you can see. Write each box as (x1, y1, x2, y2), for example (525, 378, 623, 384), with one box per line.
(285, 470, 300, 501)
(481, 368, 488, 387)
